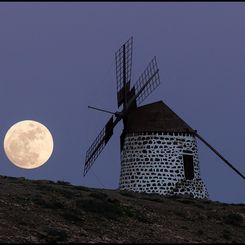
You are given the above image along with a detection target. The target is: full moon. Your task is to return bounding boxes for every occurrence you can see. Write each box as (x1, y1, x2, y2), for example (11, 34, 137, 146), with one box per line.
(3, 120, 54, 169)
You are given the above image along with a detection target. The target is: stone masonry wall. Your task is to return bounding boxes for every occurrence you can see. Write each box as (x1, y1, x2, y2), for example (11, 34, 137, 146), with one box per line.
(119, 132, 209, 199)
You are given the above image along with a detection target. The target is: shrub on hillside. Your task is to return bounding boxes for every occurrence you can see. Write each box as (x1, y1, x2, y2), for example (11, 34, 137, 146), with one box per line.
(223, 213, 243, 226)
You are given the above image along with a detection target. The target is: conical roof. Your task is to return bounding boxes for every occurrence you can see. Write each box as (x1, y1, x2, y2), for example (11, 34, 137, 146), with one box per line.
(124, 100, 195, 133)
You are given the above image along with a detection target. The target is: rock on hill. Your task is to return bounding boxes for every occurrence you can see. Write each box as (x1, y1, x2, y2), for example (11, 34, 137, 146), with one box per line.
(0, 175, 244, 243)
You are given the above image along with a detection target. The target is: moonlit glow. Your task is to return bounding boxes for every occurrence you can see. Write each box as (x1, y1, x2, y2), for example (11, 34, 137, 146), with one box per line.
(3, 120, 54, 169)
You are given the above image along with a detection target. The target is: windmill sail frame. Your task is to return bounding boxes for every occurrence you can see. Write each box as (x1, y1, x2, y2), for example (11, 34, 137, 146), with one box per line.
(115, 37, 133, 108)
(84, 37, 161, 176)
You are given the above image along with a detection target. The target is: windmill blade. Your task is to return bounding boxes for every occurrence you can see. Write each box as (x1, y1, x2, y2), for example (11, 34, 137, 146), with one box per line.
(115, 37, 133, 108)
(196, 133, 245, 180)
(84, 116, 114, 176)
(133, 56, 160, 107)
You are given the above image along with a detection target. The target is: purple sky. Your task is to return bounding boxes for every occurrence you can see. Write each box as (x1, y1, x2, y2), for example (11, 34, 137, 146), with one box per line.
(0, 2, 244, 203)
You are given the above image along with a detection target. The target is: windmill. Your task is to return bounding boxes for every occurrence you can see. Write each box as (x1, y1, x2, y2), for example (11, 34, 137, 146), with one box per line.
(84, 37, 244, 198)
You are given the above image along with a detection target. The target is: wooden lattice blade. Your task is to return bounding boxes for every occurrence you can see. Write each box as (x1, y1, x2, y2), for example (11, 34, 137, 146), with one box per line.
(115, 37, 133, 108)
(129, 56, 160, 108)
(84, 116, 114, 176)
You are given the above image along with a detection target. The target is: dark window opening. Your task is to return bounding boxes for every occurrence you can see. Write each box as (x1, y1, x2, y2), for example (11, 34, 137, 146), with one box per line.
(183, 154, 194, 180)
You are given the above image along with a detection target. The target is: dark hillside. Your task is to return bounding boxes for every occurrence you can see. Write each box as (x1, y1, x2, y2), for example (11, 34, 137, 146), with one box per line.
(0, 175, 244, 243)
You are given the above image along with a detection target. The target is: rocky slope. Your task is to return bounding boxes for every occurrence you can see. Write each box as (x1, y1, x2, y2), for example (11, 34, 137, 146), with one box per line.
(0, 175, 244, 243)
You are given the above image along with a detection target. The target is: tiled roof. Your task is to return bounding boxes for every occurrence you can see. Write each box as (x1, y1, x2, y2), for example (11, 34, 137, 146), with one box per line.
(124, 100, 195, 133)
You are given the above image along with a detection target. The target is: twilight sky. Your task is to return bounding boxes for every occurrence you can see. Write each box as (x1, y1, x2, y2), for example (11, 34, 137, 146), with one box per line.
(0, 2, 244, 204)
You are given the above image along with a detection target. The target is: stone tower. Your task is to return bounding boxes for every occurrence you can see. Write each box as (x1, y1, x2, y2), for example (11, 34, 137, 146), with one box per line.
(119, 100, 209, 199)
